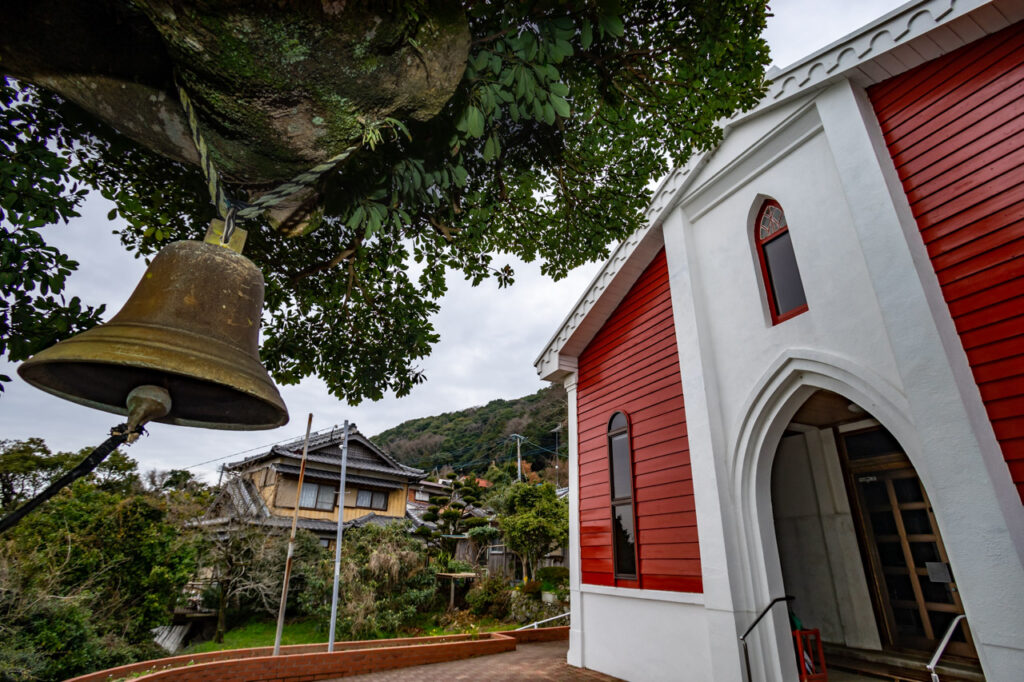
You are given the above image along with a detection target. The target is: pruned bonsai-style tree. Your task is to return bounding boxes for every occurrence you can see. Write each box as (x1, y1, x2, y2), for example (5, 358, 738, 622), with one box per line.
(0, 1, 771, 403)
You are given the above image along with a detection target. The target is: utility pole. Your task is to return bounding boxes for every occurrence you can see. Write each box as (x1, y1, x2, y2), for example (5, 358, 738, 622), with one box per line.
(514, 434, 523, 482)
(274, 413, 313, 656)
(327, 421, 350, 652)
(552, 424, 562, 488)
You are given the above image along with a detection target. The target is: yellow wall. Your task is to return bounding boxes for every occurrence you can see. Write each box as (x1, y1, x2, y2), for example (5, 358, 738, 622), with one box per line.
(254, 470, 408, 523)
(341, 486, 407, 522)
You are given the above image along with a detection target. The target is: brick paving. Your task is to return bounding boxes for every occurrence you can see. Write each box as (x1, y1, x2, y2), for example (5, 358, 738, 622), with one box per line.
(328, 640, 622, 681)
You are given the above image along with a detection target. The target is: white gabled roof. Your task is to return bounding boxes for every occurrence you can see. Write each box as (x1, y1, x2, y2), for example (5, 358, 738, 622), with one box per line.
(535, 0, 1023, 382)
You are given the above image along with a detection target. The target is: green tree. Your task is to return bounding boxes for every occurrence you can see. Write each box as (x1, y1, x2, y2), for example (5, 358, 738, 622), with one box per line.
(0, 452, 200, 678)
(1, 2, 770, 403)
(301, 522, 438, 639)
(0, 80, 104, 387)
(494, 482, 568, 582)
(198, 523, 328, 643)
(418, 476, 490, 567)
(0, 437, 140, 510)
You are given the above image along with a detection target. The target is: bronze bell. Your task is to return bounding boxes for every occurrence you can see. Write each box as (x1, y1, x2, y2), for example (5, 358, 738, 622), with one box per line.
(18, 240, 289, 430)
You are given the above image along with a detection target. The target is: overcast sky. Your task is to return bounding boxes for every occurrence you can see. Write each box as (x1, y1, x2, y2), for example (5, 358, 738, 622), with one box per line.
(1, 1, 909, 481)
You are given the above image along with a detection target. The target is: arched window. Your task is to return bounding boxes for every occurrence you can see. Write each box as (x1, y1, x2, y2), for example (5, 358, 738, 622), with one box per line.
(608, 411, 638, 579)
(755, 200, 808, 324)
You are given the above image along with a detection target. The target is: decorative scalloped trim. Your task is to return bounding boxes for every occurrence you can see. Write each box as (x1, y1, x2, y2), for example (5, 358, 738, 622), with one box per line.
(763, 0, 958, 103)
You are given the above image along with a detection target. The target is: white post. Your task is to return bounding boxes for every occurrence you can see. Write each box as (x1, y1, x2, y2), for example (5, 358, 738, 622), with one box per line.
(274, 413, 313, 656)
(327, 421, 350, 652)
(516, 434, 522, 482)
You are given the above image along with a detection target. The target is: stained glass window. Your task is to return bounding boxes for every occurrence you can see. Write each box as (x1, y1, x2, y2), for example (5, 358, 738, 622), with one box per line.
(755, 200, 807, 323)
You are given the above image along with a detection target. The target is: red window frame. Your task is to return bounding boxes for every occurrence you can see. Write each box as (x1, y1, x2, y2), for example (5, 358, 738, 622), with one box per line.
(755, 199, 808, 324)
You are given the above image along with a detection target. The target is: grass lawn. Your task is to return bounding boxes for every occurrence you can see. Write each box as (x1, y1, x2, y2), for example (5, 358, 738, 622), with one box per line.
(184, 618, 326, 653)
(184, 613, 519, 654)
(419, 615, 519, 636)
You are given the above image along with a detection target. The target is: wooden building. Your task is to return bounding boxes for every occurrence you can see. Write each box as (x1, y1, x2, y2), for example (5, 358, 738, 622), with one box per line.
(201, 425, 428, 543)
(536, 1, 1024, 679)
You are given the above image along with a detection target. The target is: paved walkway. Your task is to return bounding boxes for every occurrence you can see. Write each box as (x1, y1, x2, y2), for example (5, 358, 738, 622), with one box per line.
(330, 640, 622, 681)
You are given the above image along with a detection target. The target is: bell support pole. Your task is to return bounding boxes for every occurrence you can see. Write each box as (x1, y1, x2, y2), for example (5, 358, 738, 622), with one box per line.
(0, 385, 171, 534)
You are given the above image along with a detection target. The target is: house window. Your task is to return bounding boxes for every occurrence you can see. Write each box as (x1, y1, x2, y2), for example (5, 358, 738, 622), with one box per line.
(608, 412, 637, 579)
(414, 489, 430, 502)
(755, 200, 807, 324)
(300, 482, 336, 511)
(356, 489, 389, 511)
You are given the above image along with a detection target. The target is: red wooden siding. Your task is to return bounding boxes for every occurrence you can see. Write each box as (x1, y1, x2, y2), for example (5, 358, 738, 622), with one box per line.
(576, 249, 701, 592)
(867, 21, 1024, 502)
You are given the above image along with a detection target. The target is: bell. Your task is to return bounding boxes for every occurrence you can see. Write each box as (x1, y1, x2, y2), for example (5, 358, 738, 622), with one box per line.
(18, 240, 289, 430)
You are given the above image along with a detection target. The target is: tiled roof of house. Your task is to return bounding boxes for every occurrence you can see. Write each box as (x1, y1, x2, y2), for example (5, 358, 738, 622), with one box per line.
(224, 424, 424, 481)
(271, 463, 406, 490)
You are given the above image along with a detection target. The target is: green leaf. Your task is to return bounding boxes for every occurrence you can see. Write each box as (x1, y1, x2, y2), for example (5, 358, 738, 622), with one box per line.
(347, 204, 366, 229)
(549, 94, 571, 119)
(452, 165, 468, 188)
(482, 134, 501, 162)
(601, 15, 625, 38)
(107, 208, 117, 221)
(580, 19, 593, 49)
(466, 106, 485, 138)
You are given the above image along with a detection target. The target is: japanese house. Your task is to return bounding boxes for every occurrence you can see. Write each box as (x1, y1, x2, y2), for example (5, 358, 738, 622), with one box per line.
(201, 425, 428, 543)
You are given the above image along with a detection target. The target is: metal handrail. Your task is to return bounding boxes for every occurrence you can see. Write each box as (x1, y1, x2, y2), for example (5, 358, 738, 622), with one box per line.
(739, 595, 795, 682)
(926, 614, 966, 682)
(515, 612, 570, 630)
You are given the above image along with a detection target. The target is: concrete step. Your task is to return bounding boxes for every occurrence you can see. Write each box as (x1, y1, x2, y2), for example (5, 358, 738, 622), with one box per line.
(824, 644, 984, 682)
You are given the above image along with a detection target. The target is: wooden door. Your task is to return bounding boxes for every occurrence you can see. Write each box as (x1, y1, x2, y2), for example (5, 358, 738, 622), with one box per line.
(839, 427, 975, 658)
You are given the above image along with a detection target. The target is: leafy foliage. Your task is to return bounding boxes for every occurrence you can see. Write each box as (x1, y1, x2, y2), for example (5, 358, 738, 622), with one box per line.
(1, 2, 769, 403)
(0, 80, 104, 390)
(492, 482, 568, 581)
(200, 523, 329, 643)
(0, 444, 203, 679)
(303, 522, 439, 639)
(465, 572, 512, 620)
(416, 476, 489, 568)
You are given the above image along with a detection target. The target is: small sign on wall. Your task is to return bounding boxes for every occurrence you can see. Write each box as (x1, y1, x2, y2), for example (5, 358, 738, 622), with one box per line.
(926, 561, 953, 584)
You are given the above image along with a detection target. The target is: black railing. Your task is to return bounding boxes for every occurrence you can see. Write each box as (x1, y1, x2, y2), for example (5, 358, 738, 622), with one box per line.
(739, 595, 795, 682)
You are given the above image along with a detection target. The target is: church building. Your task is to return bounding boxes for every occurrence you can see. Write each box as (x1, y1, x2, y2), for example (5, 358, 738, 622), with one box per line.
(536, 1, 1024, 679)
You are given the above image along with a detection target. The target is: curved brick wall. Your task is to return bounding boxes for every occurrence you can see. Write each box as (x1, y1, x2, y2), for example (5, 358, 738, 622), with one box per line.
(68, 627, 568, 682)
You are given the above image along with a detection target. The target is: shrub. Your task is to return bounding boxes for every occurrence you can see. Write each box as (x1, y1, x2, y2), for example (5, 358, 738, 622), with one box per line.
(535, 566, 569, 590)
(444, 558, 475, 573)
(509, 590, 565, 625)
(465, 573, 512, 620)
(301, 522, 439, 639)
(520, 580, 542, 598)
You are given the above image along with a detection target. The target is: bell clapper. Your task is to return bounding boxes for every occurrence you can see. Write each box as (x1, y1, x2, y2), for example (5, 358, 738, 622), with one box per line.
(0, 385, 172, 534)
(123, 385, 173, 441)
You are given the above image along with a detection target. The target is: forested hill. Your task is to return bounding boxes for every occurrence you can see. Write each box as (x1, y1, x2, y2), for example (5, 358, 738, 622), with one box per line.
(372, 385, 567, 475)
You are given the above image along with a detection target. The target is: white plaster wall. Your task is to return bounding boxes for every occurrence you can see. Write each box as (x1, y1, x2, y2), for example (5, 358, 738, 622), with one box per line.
(661, 78, 1024, 680)
(681, 125, 900, 438)
(580, 591, 712, 682)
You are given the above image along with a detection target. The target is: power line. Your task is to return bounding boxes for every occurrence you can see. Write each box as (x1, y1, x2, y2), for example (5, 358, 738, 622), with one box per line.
(180, 424, 345, 471)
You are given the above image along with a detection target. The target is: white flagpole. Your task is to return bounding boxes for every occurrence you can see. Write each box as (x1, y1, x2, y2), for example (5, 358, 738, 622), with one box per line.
(327, 421, 350, 652)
